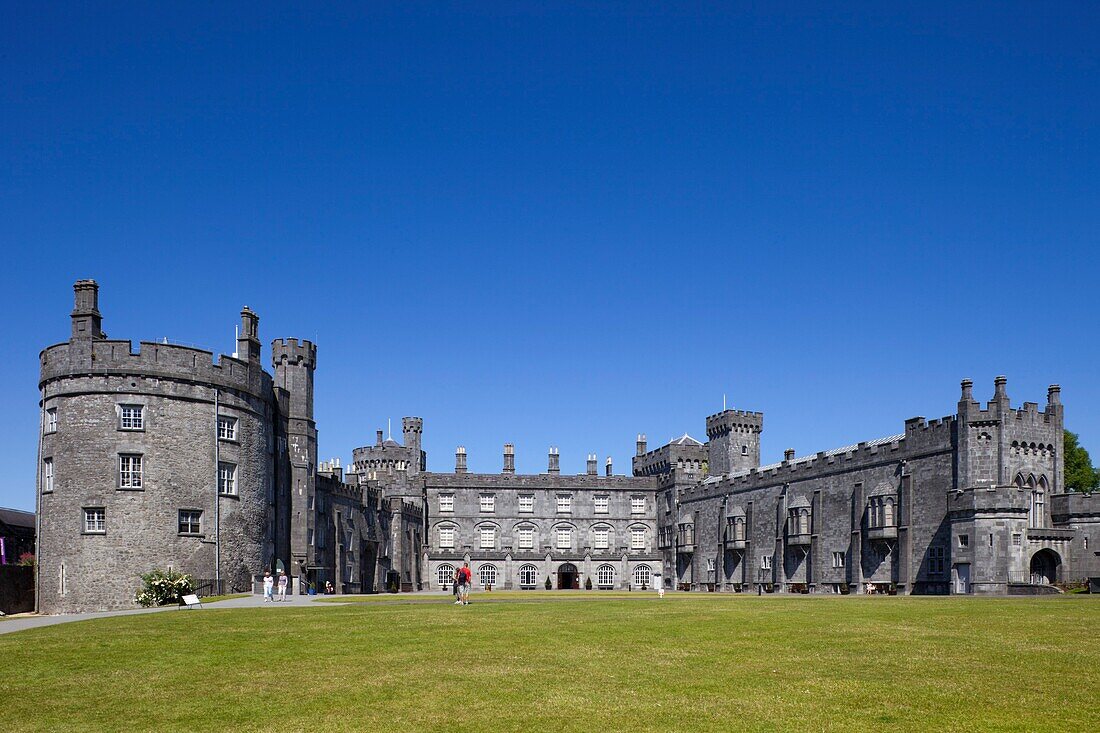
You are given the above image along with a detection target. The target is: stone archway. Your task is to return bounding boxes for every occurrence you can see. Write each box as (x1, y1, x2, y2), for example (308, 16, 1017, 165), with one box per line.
(558, 562, 579, 590)
(1030, 548, 1061, 585)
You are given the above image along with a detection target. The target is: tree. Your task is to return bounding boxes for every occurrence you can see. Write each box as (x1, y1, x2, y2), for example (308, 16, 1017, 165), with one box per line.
(1063, 430, 1099, 494)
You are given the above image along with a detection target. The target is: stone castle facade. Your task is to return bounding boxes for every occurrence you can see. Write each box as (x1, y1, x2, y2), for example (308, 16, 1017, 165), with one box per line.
(35, 281, 1100, 612)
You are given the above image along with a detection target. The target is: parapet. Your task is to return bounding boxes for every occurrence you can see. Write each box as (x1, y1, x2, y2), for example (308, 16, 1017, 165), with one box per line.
(39, 338, 268, 398)
(705, 409, 763, 439)
(271, 338, 317, 370)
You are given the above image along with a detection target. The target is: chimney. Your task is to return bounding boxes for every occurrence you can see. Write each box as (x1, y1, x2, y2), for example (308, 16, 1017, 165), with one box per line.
(71, 279, 105, 341)
(548, 447, 560, 475)
(784, 448, 795, 462)
(587, 454, 597, 475)
(455, 446, 467, 474)
(993, 375, 1009, 403)
(960, 378, 974, 403)
(636, 434, 647, 456)
(605, 456, 613, 477)
(376, 430, 383, 447)
(503, 444, 515, 474)
(237, 307, 261, 362)
(1048, 384, 1061, 406)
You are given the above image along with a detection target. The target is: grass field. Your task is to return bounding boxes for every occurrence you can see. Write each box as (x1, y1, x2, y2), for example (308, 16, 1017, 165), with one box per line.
(2, 594, 1098, 732)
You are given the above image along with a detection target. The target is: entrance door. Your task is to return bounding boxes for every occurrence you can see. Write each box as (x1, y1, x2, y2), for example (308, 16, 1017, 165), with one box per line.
(954, 564, 970, 594)
(558, 563, 579, 590)
(1030, 549, 1061, 585)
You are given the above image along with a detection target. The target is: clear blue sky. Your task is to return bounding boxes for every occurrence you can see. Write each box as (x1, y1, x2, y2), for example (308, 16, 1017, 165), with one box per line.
(2, 4, 1098, 511)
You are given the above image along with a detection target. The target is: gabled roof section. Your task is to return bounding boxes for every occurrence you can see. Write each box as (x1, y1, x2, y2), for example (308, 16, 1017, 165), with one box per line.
(669, 433, 704, 447)
(787, 495, 812, 510)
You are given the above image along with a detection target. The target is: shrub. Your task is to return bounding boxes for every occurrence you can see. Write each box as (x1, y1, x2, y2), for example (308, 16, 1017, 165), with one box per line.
(134, 568, 194, 607)
(544, 576, 552, 590)
(584, 577, 593, 590)
(16, 552, 35, 567)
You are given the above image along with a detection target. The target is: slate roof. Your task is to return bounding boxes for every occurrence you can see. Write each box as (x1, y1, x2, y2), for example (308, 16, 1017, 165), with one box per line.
(703, 433, 905, 484)
(0, 507, 35, 529)
(668, 433, 704, 447)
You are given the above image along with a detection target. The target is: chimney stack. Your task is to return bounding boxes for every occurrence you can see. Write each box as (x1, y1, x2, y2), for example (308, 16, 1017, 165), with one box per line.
(960, 378, 974, 403)
(636, 434, 647, 456)
(1048, 384, 1061, 406)
(587, 454, 597, 475)
(375, 430, 383, 447)
(605, 456, 613, 477)
(784, 448, 795, 462)
(548, 447, 560, 475)
(455, 446, 467, 474)
(503, 443, 515, 474)
(71, 279, 105, 340)
(993, 375, 1009, 403)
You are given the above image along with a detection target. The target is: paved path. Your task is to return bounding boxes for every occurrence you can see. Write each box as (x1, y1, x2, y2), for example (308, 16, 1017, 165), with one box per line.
(0, 593, 334, 636)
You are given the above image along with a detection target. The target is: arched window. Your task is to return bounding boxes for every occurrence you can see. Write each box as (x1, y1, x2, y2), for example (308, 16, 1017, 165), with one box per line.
(596, 564, 615, 589)
(436, 564, 455, 589)
(799, 508, 811, 535)
(883, 498, 895, 527)
(518, 564, 538, 588)
(632, 564, 652, 588)
(1032, 476, 1047, 528)
(478, 564, 498, 588)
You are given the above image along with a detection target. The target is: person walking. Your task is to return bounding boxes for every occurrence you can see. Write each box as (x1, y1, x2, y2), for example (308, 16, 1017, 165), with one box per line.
(262, 570, 274, 602)
(451, 567, 461, 604)
(457, 562, 472, 606)
(277, 570, 289, 602)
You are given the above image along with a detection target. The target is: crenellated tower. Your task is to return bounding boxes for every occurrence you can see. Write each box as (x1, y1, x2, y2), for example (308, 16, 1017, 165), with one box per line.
(705, 409, 764, 476)
(272, 337, 318, 580)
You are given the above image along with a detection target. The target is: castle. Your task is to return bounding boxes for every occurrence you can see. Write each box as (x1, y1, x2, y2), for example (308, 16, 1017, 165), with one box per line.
(35, 281, 1099, 613)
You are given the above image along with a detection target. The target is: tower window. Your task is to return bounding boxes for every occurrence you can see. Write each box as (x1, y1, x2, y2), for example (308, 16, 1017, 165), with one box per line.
(83, 507, 106, 534)
(741, 445, 748, 456)
(119, 454, 143, 489)
(218, 462, 237, 495)
(178, 510, 202, 535)
(43, 458, 54, 493)
(45, 408, 58, 433)
(119, 404, 144, 431)
(217, 415, 238, 441)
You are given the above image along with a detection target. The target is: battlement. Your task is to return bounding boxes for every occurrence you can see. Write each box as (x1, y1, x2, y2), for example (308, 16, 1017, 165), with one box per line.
(948, 485, 1029, 515)
(958, 377, 1062, 423)
(403, 417, 423, 433)
(271, 338, 317, 369)
(705, 409, 763, 438)
(39, 338, 268, 397)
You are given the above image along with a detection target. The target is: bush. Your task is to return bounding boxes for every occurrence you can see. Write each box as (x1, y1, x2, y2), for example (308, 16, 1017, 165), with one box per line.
(584, 577, 593, 590)
(16, 552, 35, 567)
(134, 568, 194, 607)
(544, 576, 552, 590)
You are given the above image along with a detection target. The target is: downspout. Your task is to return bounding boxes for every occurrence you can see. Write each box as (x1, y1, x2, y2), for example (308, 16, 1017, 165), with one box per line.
(34, 390, 43, 613)
(214, 388, 221, 590)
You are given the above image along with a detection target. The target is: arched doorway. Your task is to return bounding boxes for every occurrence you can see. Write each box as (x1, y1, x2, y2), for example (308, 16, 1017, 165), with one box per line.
(1030, 549, 1061, 585)
(558, 562, 579, 590)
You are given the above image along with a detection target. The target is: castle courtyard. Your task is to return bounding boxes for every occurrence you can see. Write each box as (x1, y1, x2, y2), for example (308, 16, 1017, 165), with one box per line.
(2, 593, 1097, 732)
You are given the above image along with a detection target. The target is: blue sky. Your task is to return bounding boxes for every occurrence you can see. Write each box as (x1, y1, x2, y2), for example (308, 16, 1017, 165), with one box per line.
(2, 4, 1098, 511)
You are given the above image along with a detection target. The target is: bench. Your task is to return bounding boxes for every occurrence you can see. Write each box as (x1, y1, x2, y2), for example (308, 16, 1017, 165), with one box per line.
(180, 594, 203, 609)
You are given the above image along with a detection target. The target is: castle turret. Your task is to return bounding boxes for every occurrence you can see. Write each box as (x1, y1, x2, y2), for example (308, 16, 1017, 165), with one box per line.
(403, 417, 424, 473)
(70, 279, 105, 340)
(706, 408, 763, 476)
(272, 338, 318, 581)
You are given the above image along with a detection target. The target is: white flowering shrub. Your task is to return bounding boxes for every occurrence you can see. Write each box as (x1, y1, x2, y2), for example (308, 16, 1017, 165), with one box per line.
(134, 568, 194, 607)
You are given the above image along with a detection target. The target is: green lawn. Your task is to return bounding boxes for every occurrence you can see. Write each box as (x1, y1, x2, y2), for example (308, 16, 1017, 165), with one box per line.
(2, 595, 1097, 732)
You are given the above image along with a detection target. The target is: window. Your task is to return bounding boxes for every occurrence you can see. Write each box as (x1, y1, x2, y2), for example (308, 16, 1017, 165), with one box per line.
(596, 564, 615, 589)
(178, 510, 202, 534)
(479, 493, 495, 513)
(741, 445, 748, 456)
(883, 498, 895, 526)
(832, 551, 845, 568)
(929, 546, 945, 575)
(557, 494, 572, 513)
(218, 462, 237, 495)
(308, 528, 315, 546)
(119, 404, 144, 430)
(45, 407, 57, 433)
(593, 526, 609, 550)
(958, 534, 969, 548)
(518, 494, 534, 513)
(519, 564, 538, 588)
(517, 526, 534, 550)
(631, 527, 645, 550)
(478, 564, 497, 587)
(119, 454, 143, 489)
(761, 555, 772, 570)
(439, 526, 455, 549)
(631, 495, 645, 514)
(632, 565, 652, 588)
(217, 415, 237, 441)
(556, 526, 572, 550)
(1012, 533, 1022, 547)
(43, 458, 54, 493)
(594, 495, 609, 514)
(83, 507, 105, 534)
(436, 564, 455, 589)
(439, 494, 454, 513)
(479, 526, 495, 550)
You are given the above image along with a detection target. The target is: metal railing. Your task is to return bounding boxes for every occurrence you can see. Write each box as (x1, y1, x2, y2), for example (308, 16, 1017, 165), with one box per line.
(191, 578, 227, 597)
